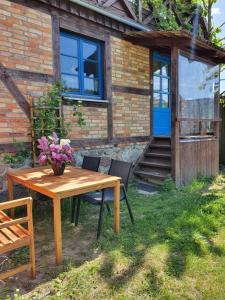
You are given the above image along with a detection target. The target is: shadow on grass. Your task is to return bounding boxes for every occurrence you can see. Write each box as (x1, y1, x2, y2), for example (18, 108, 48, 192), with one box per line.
(97, 177, 225, 290)
(1, 176, 224, 298)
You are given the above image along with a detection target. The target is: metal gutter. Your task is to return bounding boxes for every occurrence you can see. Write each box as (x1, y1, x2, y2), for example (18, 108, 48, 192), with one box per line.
(70, 0, 149, 31)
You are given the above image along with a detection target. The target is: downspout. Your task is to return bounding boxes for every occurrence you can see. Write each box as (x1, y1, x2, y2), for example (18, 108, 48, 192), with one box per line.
(70, 0, 150, 32)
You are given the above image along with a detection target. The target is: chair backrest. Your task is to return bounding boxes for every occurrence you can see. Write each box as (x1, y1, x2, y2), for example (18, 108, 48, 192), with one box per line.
(81, 156, 101, 172)
(108, 159, 133, 191)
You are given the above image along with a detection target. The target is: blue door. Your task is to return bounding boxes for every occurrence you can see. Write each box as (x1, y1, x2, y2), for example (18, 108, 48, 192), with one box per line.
(153, 53, 171, 136)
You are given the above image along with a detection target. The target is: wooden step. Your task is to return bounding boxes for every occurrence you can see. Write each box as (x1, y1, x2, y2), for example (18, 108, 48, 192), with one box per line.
(134, 170, 168, 181)
(151, 144, 171, 149)
(139, 161, 171, 169)
(145, 152, 171, 159)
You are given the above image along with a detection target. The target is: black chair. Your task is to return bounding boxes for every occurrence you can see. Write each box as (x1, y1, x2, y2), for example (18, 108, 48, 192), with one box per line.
(74, 159, 134, 239)
(71, 156, 101, 222)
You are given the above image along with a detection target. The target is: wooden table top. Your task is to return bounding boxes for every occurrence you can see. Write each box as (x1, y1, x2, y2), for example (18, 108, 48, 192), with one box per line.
(7, 166, 121, 198)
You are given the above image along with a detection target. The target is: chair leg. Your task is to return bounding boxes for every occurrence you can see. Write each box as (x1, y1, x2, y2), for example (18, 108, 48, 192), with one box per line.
(97, 191, 105, 239)
(71, 197, 77, 223)
(75, 198, 81, 226)
(97, 204, 105, 239)
(29, 236, 36, 279)
(106, 203, 111, 215)
(124, 189, 134, 224)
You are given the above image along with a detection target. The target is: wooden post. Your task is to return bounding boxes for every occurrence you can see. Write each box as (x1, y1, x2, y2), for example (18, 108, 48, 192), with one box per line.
(7, 175, 14, 218)
(27, 198, 36, 278)
(171, 47, 180, 187)
(53, 196, 62, 265)
(138, 0, 142, 23)
(114, 180, 120, 234)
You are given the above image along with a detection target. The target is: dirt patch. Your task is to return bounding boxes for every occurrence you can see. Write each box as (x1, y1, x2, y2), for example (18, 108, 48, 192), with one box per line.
(0, 199, 102, 298)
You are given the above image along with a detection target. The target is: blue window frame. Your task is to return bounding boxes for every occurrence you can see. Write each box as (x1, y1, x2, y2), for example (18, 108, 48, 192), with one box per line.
(60, 31, 103, 99)
(153, 52, 171, 108)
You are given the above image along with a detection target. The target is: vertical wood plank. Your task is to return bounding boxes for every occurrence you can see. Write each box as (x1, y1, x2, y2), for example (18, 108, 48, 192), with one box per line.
(27, 198, 36, 278)
(105, 34, 113, 141)
(171, 47, 180, 187)
(7, 175, 14, 218)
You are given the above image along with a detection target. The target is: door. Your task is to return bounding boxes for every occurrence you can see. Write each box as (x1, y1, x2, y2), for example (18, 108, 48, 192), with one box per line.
(153, 52, 171, 136)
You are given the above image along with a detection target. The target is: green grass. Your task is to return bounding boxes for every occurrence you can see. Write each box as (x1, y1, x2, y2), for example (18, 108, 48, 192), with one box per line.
(5, 176, 225, 299)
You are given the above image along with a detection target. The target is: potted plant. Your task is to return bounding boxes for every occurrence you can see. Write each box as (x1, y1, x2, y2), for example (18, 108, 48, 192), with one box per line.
(37, 132, 74, 176)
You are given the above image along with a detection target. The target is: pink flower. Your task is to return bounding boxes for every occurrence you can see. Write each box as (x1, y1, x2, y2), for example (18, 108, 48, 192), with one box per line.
(38, 153, 47, 164)
(37, 132, 74, 166)
(37, 137, 49, 151)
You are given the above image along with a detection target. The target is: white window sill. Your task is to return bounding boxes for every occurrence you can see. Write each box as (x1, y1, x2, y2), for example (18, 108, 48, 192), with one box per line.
(62, 96, 109, 103)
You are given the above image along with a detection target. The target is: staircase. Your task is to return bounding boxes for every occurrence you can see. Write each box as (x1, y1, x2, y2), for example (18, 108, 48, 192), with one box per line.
(134, 137, 172, 185)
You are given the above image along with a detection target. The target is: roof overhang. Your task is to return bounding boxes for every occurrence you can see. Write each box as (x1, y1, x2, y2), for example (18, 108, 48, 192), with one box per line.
(125, 30, 225, 64)
(70, 0, 150, 32)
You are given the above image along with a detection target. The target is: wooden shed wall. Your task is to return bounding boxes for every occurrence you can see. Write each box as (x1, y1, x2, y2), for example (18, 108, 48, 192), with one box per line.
(220, 105, 225, 165)
(179, 139, 219, 185)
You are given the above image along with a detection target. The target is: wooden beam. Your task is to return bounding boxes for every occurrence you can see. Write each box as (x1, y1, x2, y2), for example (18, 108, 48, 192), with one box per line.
(0, 63, 30, 119)
(138, 0, 142, 23)
(112, 85, 150, 95)
(51, 12, 61, 80)
(103, 0, 117, 8)
(170, 47, 180, 187)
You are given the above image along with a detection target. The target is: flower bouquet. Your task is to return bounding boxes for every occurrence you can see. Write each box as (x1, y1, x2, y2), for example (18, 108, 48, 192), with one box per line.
(37, 132, 73, 176)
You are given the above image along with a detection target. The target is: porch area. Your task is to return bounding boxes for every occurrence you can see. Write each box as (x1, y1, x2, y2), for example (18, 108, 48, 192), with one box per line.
(127, 30, 225, 186)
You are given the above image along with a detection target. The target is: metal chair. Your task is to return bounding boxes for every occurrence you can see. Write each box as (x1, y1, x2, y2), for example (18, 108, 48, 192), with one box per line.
(71, 156, 101, 222)
(74, 159, 134, 239)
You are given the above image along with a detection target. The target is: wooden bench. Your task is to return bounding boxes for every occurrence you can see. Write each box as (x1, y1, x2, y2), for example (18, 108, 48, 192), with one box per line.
(0, 197, 36, 280)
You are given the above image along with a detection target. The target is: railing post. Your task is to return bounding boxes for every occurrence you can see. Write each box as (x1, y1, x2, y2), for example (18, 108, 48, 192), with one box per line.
(171, 46, 180, 187)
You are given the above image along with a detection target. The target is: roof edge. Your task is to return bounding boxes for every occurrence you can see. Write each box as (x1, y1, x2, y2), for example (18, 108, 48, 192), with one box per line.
(70, 0, 150, 31)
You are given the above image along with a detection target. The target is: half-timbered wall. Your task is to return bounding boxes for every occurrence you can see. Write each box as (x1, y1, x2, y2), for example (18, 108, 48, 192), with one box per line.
(0, 1, 53, 144)
(0, 0, 150, 189)
(111, 36, 150, 137)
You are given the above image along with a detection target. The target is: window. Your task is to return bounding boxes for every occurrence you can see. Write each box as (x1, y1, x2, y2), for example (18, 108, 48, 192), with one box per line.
(178, 54, 220, 137)
(153, 53, 171, 108)
(60, 31, 103, 99)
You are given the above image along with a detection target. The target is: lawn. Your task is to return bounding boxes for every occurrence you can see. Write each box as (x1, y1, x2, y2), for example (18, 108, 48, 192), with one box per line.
(1, 175, 225, 300)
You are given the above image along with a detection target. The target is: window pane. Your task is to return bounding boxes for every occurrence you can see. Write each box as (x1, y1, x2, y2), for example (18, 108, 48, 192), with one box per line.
(153, 76, 160, 91)
(83, 42, 98, 60)
(180, 121, 200, 137)
(162, 94, 169, 108)
(162, 78, 169, 92)
(61, 56, 78, 75)
(61, 74, 79, 93)
(60, 35, 78, 57)
(84, 60, 98, 78)
(153, 93, 160, 107)
(161, 61, 169, 76)
(84, 78, 99, 95)
(153, 60, 161, 75)
(178, 55, 219, 120)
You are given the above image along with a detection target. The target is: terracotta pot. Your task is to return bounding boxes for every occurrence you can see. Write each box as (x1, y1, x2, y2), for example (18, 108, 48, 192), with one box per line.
(51, 163, 65, 176)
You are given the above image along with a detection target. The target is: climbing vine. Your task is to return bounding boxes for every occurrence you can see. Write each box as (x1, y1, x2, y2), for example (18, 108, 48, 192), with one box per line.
(31, 81, 85, 140)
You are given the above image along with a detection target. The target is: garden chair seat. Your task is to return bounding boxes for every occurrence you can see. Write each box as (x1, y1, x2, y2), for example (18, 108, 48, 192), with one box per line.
(79, 187, 126, 205)
(0, 211, 29, 251)
(0, 197, 36, 281)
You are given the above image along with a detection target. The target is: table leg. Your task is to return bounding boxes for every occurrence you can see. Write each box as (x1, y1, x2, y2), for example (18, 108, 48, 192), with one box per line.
(7, 175, 14, 218)
(53, 196, 62, 265)
(114, 180, 120, 234)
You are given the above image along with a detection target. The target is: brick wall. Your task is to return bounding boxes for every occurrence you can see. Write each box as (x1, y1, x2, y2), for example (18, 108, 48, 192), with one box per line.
(0, 0, 53, 74)
(0, 1, 151, 191)
(0, 0, 53, 147)
(111, 36, 150, 138)
(63, 105, 108, 139)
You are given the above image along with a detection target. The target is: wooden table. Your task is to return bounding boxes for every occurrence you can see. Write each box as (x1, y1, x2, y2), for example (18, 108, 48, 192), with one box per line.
(7, 166, 121, 265)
